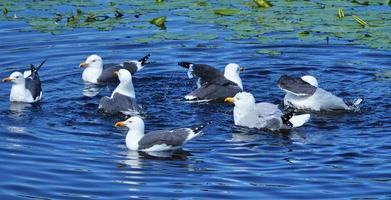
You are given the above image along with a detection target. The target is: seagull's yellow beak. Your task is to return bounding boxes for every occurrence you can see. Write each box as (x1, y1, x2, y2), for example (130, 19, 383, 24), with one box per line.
(224, 97, 235, 103)
(2, 77, 12, 82)
(239, 67, 245, 72)
(79, 62, 89, 68)
(115, 121, 126, 127)
(114, 71, 119, 76)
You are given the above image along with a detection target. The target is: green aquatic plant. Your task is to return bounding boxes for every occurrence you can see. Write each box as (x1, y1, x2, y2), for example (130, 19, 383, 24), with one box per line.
(2, 7, 8, 16)
(0, 0, 390, 49)
(350, 0, 369, 6)
(352, 15, 368, 27)
(338, 8, 345, 18)
(214, 8, 240, 16)
(256, 49, 282, 56)
(253, 0, 272, 8)
(150, 16, 166, 29)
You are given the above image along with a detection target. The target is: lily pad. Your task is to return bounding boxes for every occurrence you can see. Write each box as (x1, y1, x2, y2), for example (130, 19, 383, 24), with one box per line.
(256, 49, 282, 56)
(253, 0, 272, 8)
(214, 8, 240, 16)
(150, 16, 166, 29)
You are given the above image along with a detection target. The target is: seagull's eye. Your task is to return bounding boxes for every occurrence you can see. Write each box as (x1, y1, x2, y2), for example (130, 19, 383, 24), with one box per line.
(91, 59, 96, 62)
(15, 76, 19, 78)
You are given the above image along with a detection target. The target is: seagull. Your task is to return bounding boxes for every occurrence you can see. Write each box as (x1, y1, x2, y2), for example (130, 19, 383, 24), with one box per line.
(2, 59, 47, 103)
(79, 53, 150, 84)
(225, 92, 310, 131)
(278, 75, 362, 111)
(115, 116, 208, 151)
(98, 69, 140, 115)
(178, 62, 244, 102)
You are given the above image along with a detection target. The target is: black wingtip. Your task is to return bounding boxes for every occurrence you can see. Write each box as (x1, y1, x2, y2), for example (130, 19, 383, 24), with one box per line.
(138, 53, 151, 65)
(178, 62, 193, 69)
(281, 107, 295, 127)
(36, 58, 48, 72)
(190, 121, 212, 133)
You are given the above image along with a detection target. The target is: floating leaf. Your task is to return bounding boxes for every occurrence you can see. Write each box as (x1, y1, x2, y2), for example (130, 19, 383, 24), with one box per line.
(109, 2, 116, 7)
(2, 7, 8, 16)
(67, 15, 79, 24)
(85, 13, 96, 22)
(156, 0, 164, 3)
(115, 10, 123, 18)
(53, 13, 62, 22)
(388, 0, 391, 6)
(299, 31, 310, 37)
(214, 8, 240, 16)
(256, 49, 282, 56)
(253, 0, 272, 8)
(338, 8, 345, 18)
(196, 1, 209, 7)
(150, 16, 166, 29)
(76, 8, 82, 16)
(352, 15, 368, 27)
(350, 0, 369, 6)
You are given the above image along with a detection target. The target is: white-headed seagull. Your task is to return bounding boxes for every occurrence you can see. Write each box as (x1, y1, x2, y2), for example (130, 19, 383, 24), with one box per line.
(80, 53, 150, 84)
(3, 59, 46, 103)
(278, 75, 362, 111)
(115, 116, 208, 152)
(98, 69, 140, 115)
(178, 62, 244, 102)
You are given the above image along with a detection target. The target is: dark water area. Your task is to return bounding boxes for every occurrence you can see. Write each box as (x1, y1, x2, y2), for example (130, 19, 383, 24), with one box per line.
(0, 12, 390, 200)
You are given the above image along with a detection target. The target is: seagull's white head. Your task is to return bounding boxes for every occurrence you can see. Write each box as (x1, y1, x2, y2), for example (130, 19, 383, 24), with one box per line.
(112, 69, 135, 98)
(224, 63, 244, 89)
(79, 54, 103, 69)
(301, 75, 318, 87)
(3, 72, 24, 85)
(116, 69, 132, 83)
(225, 92, 255, 109)
(115, 116, 145, 132)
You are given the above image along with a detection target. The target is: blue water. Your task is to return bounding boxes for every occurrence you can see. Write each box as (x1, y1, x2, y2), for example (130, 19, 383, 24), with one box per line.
(0, 8, 391, 200)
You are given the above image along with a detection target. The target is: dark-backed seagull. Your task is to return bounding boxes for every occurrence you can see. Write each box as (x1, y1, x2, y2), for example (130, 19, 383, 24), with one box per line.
(80, 53, 150, 84)
(115, 116, 208, 151)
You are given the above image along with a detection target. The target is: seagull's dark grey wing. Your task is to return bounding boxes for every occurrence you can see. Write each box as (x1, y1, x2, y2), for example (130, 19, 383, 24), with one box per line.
(138, 129, 191, 150)
(178, 62, 223, 84)
(24, 77, 42, 100)
(278, 75, 317, 96)
(98, 62, 138, 83)
(98, 92, 139, 114)
(187, 78, 242, 102)
(192, 64, 223, 83)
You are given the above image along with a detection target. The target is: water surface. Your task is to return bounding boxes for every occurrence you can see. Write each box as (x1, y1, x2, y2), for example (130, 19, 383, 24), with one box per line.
(0, 4, 391, 200)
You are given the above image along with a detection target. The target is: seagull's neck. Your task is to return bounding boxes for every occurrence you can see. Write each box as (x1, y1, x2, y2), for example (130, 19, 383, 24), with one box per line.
(233, 104, 255, 123)
(10, 82, 29, 102)
(224, 71, 243, 89)
(82, 65, 103, 83)
(112, 81, 135, 98)
(126, 127, 145, 151)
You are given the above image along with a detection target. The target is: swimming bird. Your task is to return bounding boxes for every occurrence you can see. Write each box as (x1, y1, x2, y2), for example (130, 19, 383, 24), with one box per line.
(225, 92, 310, 131)
(80, 53, 150, 84)
(178, 62, 244, 102)
(115, 116, 208, 151)
(2, 59, 46, 103)
(278, 75, 362, 111)
(98, 69, 140, 115)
